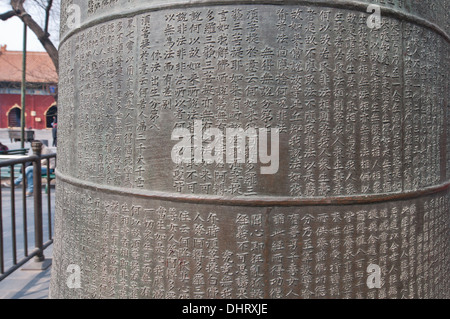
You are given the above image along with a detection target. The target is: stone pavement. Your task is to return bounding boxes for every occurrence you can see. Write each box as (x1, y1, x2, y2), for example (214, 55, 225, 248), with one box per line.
(0, 187, 54, 299)
(0, 246, 52, 299)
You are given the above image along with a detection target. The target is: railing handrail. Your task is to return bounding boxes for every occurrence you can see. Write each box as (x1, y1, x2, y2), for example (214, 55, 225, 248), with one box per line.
(40, 153, 56, 160)
(0, 155, 41, 167)
(0, 153, 56, 167)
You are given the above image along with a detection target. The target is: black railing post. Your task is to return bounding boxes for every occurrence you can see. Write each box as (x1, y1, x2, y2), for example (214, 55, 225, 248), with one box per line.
(32, 141, 44, 262)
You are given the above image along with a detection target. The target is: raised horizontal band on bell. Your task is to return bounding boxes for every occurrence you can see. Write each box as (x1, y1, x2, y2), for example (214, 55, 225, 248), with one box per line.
(59, 0, 450, 47)
(56, 169, 450, 207)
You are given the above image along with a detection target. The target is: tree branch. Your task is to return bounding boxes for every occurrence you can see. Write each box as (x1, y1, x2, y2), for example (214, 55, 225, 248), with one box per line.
(44, 0, 53, 35)
(10, 0, 58, 73)
(0, 10, 16, 21)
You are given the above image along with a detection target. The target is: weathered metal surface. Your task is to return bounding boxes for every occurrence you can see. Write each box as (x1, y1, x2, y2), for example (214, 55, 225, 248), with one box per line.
(51, 0, 450, 298)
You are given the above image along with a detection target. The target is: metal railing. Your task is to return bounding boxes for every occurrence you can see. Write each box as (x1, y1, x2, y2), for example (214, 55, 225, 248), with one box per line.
(0, 141, 55, 281)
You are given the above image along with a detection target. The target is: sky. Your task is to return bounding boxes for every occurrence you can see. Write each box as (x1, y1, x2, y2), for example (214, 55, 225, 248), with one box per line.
(0, 1, 59, 52)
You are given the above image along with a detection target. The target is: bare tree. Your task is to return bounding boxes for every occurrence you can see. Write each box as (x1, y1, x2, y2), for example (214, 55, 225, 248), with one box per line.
(1, 0, 59, 73)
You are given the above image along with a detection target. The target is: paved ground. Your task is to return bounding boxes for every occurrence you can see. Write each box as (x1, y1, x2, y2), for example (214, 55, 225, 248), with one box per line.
(0, 246, 52, 299)
(0, 129, 55, 299)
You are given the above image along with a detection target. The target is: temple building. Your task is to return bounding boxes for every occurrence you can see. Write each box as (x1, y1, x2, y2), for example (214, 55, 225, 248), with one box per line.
(0, 44, 58, 130)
